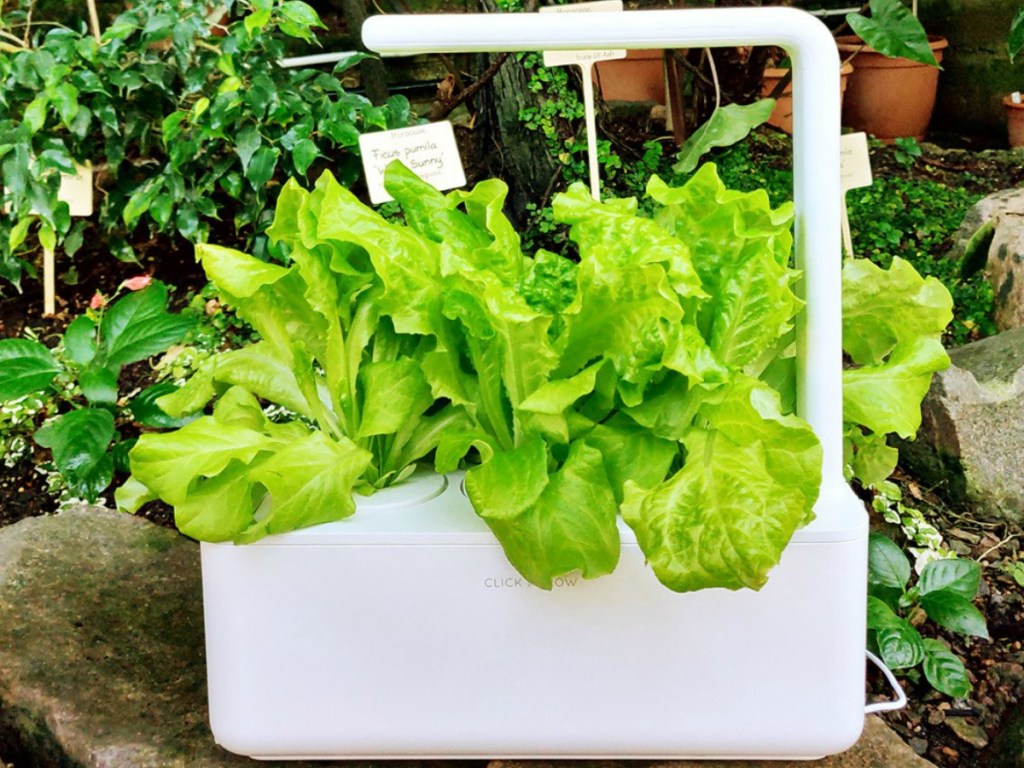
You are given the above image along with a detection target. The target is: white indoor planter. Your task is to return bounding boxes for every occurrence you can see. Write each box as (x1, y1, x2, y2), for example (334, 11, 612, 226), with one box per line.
(199, 7, 892, 760)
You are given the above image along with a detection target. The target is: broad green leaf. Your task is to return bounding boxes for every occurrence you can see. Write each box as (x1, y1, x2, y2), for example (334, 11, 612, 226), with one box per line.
(842, 257, 952, 366)
(235, 124, 262, 173)
(868, 531, 911, 590)
(846, 427, 898, 488)
(672, 99, 776, 175)
(467, 439, 620, 589)
(518, 362, 603, 415)
(246, 146, 280, 190)
(97, 283, 196, 367)
(172, 459, 261, 542)
(244, 8, 272, 35)
(867, 594, 904, 630)
(0, 339, 61, 400)
(875, 621, 925, 669)
(622, 427, 811, 592)
(357, 359, 434, 438)
(241, 431, 372, 542)
(959, 219, 996, 280)
(128, 413, 284, 506)
(919, 558, 981, 600)
(80, 366, 118, 405)
(280, 1, 326, 29)
(920, 591, 990, 639)
(843, 336, 949, 438)
(114, 476, 158, 514)
(846, 0, 938, 67)
(292, 138, 320, 176)
(1011, 8, 1024, 64)
(584, 413, 677, 503)
(24, 96, 48, 133)
(63, 315, 97, 365)
(8, 217, 33, 250)
(921, 639, 971, 697)
(35, 408, 115, 502)
(130, 382, 199, 428)
(464, 435, 549, 520)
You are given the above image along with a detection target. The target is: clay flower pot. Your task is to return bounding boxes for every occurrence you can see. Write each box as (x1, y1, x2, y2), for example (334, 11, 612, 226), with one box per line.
(1005, 95, 1024, 149)
(593, 49, 666, 104)
(761, 62, 855, 134)
(835, 35, 948, 141)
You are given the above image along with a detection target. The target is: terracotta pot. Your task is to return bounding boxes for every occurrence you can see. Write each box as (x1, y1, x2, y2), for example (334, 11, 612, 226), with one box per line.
(761, 62, 854, 134)
(593, 49, 665, 104)
(1005, 96, 1024, 149)
(835, 35, 948, 142)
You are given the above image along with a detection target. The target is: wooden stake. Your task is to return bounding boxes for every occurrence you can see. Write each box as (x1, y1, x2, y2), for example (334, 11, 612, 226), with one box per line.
(579, 62, 601, 201)
(86, 0, 101, 42)
(43, 247, 55, 316)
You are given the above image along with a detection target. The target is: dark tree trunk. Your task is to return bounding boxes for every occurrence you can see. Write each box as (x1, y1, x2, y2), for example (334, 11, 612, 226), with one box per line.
(477, 0, 560, 225)
(337, 0, 390, 106)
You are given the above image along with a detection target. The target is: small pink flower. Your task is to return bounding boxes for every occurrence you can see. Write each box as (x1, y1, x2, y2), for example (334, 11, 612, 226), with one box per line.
(120, 275, 153, 292)
(90, 291, 107, 310)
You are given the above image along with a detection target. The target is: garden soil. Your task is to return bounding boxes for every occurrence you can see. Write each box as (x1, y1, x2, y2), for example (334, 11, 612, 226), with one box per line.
(1, 135, 1023, 766)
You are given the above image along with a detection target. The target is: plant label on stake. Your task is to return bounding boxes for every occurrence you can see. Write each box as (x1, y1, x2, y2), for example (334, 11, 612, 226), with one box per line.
(358, 122, 466, 204)
(3, 162, 95, 316)
(540, 0, 625, 201)
(840, 132, 872, 258)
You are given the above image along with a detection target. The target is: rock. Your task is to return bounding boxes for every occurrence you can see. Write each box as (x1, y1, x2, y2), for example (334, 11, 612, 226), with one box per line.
(0, 508, 420, 768)
(945, 716, 990, 749)
(986, 706, 1024, 768)
(949, 188, 1024, 332)
(0, 509, 938, 768)
(899, 327, 1024, 522)
(487, 717, 937, 768)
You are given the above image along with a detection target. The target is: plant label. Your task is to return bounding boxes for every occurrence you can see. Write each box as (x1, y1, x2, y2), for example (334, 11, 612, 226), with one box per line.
(359, 122, 466, 205)
(60, 163, 94, 217)
(840, 132, 872, 192)
(2, 162, 93, 217)
(539, 0, 626, 68)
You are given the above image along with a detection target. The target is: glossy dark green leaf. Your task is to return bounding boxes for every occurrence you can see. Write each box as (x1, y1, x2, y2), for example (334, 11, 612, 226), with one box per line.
(868, 532, 911, 590)
(875, 620, 925, 669)
(0, 338, 61, 400)
(245, 146, 279, 190)
(235, 124, 262, 173)
(846, 0, 938, 67)
(34, 408, 115, 502)
(959, 219, 995, 280)
(920, 591, 990, 639)
(1011, 8, 1024, 63)
(130, 382, 199, 428)
(98, 283, 196, 368)
(80, 366, 118, 405)
(922, 638, 971, 698)
(919, 557, 981, 599)
(291, 138, 319, 176)
(63, 314, 98, 365)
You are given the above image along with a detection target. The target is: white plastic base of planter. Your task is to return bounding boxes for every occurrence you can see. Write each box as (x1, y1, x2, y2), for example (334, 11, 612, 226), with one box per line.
(201, 471, 868, 760)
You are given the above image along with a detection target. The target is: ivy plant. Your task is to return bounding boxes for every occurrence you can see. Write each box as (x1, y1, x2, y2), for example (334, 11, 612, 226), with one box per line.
(0, 0, 411, 289)
(868, 532, 988, 698)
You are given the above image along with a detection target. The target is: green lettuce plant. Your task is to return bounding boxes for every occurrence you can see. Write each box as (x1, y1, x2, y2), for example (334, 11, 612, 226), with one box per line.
(121, 160, 950, 596)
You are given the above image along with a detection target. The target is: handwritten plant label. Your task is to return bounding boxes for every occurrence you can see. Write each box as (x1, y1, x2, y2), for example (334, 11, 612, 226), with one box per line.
(358, 122, 466, 204)
(540, 0, 625, 68)
(840, 132, 872, 192)
(2, 162, 94, 217)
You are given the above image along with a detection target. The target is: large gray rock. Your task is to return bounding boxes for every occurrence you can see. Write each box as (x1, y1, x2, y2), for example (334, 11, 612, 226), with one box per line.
(949, 188, 1024, 332)
(0, 509, 933, 768)
(900, 327, 1024, 521)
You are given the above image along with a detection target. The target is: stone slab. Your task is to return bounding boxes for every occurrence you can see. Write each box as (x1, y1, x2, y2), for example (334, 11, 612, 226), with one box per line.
(0, 508, 934, 768)
(900, 327, 1024, 521)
